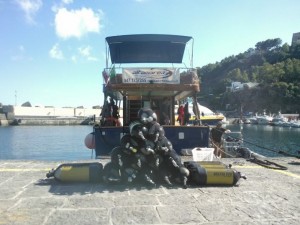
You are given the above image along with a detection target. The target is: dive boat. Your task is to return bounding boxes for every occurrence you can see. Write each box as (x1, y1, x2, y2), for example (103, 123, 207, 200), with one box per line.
(93, 34, 210, 157)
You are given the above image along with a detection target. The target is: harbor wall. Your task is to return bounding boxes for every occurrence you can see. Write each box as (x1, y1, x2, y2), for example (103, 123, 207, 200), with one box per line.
(0, 105, 124, 126)
(12, 106, 101, 118)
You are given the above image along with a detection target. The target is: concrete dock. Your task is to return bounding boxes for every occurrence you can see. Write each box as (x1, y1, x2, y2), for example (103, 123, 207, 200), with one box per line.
(0, 157, 300, 225)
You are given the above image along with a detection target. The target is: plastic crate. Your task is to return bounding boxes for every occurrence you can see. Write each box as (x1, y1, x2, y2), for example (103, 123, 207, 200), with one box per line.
(192, 147, 214, 161)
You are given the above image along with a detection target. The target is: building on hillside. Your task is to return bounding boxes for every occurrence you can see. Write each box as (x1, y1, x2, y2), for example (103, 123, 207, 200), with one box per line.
(226, 82, 259, 92)
(292, 32, 300, 46)
(243, 82, 259, 89)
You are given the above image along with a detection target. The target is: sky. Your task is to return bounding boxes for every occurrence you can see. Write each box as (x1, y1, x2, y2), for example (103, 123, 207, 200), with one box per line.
(1, 0, 300, 108)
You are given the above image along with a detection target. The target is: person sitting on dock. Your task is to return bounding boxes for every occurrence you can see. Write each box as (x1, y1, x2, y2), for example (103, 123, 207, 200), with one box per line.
(210, 122, 230, 158)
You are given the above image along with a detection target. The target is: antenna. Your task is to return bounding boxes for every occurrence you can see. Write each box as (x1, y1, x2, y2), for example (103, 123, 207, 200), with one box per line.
(15, 90, 17, 106)
(191, 38, 194, 68)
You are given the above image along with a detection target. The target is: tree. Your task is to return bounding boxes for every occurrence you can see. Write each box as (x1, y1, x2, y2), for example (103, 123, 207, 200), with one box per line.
(21, 101, 32, 107)
(255, 38, 282, 52)
(199, 37, 300, 113)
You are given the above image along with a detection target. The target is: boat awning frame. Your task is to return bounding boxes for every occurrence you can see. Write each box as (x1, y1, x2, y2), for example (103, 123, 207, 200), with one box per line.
(105, 34, 193, 65)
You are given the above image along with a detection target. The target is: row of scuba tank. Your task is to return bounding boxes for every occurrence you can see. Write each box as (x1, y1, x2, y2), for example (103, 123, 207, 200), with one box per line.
(46, 160, 246, 186)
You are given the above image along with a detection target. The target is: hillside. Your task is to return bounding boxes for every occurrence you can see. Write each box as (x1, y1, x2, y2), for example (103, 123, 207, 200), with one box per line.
(198, 38, 300, 114)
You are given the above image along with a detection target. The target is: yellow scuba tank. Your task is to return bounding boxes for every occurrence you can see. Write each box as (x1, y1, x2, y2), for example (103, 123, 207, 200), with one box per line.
(46, 162, 103, 183)
(184, 161, 246, 186)
(194, 161, 229, 169)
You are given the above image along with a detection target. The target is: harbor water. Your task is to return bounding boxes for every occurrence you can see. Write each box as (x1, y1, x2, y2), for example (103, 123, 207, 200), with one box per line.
(226, 124, 300, 157)
(0, 124, 299, 161)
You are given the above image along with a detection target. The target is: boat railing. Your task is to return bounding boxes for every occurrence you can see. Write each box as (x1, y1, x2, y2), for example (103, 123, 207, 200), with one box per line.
(222, 132, 243, 153)
(102, 67, 199, 85)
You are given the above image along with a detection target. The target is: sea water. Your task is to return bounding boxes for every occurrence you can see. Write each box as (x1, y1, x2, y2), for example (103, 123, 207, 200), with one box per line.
(0, 125, 299, 161)
(226, 124, 300, 157)
(0, 126, 94, 161)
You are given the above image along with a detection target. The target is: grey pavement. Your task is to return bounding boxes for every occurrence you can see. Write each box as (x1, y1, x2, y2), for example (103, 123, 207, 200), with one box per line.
(0, 157, 300, 225)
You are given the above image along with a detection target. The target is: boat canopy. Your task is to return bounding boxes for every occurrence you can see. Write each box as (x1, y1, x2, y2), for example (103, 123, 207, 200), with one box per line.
(106, 34, 193, 64)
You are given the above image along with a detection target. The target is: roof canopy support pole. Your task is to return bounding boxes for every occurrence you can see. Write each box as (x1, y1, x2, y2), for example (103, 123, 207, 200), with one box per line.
(192, 93, 201, 125)
(105, 40, 109, 68)
(191, 38, 194, 68)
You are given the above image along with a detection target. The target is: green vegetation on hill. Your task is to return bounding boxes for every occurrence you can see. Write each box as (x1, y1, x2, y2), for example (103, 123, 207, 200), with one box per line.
(198, 38, 300, 114)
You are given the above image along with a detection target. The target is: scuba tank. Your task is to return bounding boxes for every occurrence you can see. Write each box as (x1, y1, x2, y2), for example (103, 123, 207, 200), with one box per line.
(193, 161, 230, 169)
(46, 162, 103, 183)
(184, 161, 246, 186)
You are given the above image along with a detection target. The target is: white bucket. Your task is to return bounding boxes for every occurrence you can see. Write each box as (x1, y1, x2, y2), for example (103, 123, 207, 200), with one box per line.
(192, 147, 214, 161)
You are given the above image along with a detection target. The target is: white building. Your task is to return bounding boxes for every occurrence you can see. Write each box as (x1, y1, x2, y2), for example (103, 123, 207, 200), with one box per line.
(227, 82, 259, 92)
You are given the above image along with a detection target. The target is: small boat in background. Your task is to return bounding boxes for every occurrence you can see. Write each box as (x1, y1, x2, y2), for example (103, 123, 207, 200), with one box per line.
(247, 110, 274, 125)
(242, 118, 251, 124)
(255, 110, 273, 125)
(271, 111, 288, 126)
(174, 102, 226, 126)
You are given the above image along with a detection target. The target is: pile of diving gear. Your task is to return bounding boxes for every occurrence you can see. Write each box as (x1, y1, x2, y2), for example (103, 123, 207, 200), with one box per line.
(46, 108, 246, 187)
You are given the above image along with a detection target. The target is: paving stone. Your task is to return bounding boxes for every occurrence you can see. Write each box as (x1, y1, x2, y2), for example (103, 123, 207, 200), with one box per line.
(111, 206, 160, 225)
(0, 158, 299, 225)
(45, 208, 109, 225)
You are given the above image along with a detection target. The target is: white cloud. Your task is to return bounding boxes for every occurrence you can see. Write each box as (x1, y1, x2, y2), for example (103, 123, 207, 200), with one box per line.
(78, 46, 98, 61)
(78, 46, 91, 57)
(62, 0, 73, 4)
(15, 0, 42, 24)
(71, 55, 77, 62)
(54, 7, 101, 39)
(51, 0, 73, 12)
(49, 44, 64, 60)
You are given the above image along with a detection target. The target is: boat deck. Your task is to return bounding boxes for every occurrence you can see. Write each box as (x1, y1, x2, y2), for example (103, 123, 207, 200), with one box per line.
(0, 157, 300, 224)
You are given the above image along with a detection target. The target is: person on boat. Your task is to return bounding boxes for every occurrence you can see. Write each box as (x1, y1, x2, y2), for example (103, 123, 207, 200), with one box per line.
(210, 122, 230, 158)
(183, 102, 190, 125)
(112, 101, 120, 119)
(161, 98, 171, 125)
(162, 112, 170, 125)
(100, 100, 112, 126)
(177, 104, 184, 125)
(108, 97, 121, 126)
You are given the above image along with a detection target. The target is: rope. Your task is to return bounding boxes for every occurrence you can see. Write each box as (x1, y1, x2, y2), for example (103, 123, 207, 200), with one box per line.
(210, 139, 236, 158)
(247, 157, 288, 170)
(239, 137, 300, 159)
(210, 137, 288, 170)
(219, 132, 300, 159)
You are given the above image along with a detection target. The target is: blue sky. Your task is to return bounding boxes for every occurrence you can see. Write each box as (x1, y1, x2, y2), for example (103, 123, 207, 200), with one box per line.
(1, 0, 300, 108)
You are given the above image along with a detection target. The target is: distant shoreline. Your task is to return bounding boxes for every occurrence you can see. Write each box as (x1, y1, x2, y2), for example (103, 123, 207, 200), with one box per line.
(0, 115, 96, 126)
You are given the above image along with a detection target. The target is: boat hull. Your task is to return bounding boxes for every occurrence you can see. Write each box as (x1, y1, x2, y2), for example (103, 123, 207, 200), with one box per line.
(94, 125, 210, 156)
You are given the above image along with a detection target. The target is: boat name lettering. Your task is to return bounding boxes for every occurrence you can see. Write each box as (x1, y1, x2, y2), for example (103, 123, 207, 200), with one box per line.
(132, 69, 172, 77)
(123, 68, 180, 84)
(123, 78, 147, 83)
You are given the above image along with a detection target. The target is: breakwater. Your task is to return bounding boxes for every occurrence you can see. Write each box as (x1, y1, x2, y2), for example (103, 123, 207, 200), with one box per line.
(0, 105, 102, 126)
